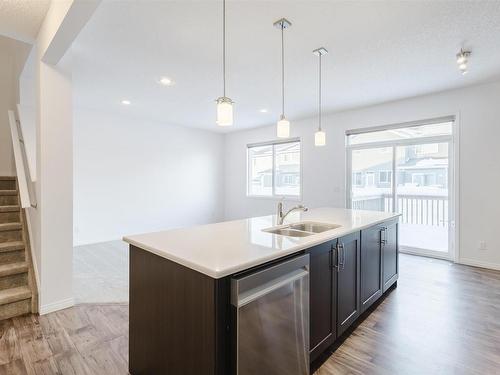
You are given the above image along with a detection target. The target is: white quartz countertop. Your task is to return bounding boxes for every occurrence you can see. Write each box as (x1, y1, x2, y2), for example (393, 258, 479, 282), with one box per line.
(123, 207, 400, 279)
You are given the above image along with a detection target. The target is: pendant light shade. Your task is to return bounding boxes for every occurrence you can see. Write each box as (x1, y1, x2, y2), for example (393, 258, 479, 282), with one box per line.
(314, 130, 326, 146)
(277, 116, 290, 138)
(313, 47, 328, 146)
(274, 18, 292, 138)
(216, 0, 233, 126)
(216, 97, 233, 126)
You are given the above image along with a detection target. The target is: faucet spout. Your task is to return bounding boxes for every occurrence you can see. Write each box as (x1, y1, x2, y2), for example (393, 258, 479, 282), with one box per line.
(276, 200, 308, 225)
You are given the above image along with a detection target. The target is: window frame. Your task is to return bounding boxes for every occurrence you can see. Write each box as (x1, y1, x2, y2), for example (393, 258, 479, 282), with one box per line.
(246, 138, 302, 200)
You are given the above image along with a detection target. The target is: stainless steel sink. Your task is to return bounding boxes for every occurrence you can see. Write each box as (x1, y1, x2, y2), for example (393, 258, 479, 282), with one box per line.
(263, 221, 341, 237)
(263, 228, 314, 237)
(288, 222, 341, 233)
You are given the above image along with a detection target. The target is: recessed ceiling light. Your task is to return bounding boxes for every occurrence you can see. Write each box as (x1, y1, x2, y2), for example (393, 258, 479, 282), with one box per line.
(158, 76, 175, 86)
(259, 109, 268, 113)
(121, 99, 131, 105)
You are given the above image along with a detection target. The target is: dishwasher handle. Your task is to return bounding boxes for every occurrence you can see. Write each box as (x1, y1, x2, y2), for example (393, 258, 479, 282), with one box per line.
(231, 254, 309, 308)
(235, 269, 308, 308)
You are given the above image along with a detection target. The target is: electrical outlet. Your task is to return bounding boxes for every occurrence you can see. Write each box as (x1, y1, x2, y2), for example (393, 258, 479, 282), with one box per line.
(479, 241, 487, 251)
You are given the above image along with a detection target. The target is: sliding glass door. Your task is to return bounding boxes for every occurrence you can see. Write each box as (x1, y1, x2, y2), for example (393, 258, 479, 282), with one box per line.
(395, 142, 450, 255)
(346, 120, 454, 260)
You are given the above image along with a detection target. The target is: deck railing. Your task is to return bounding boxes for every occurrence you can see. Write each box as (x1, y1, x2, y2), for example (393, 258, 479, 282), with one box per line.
(353, 193, 448, 227)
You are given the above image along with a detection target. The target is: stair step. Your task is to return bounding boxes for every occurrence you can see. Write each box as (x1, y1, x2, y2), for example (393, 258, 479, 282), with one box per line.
(0, 206, 20, 213)
(0, 262, 28, 278)
(0, 178, 16, 191)
(0, 190, 17, 196)
(0, 241, 24, 253)
(0, 223, 22, 232)
(0, 286, 31, 306)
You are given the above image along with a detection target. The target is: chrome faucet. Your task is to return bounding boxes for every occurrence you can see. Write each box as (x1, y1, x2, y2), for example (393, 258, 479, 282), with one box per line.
(276, 200, 308, 225)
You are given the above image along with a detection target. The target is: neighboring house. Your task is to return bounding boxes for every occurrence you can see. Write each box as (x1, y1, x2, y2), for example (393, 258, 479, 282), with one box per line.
(250, 142, 300, 196)
(353, 143, 448, 191)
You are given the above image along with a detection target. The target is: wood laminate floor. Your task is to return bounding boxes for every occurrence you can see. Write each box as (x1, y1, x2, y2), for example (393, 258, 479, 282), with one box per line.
(0, 254, 499, 374)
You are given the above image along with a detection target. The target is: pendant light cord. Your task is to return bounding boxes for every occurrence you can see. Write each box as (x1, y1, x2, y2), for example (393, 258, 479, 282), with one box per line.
(223, 0, 226, 97)
(281, 23, 285, 118)
(318, 53, 322, 131)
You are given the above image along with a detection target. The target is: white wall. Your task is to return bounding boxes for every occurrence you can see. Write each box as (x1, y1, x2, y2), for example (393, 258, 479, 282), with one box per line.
(18, 47, 37, 181)
(0, 36, 31, 176)
(224, 80, 500, 270)
(30, 0, 99, 314)
(73, 108, 225, 246)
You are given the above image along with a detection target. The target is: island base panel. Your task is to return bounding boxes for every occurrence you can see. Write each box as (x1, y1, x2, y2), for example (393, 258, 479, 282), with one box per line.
(129, 245, 228, 375)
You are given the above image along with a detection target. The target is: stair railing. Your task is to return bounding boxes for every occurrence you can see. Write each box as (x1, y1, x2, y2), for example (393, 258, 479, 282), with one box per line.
(8, 110, 37, 209)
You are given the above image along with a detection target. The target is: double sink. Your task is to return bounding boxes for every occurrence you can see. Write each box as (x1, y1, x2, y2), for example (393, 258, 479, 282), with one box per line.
(263, 221, 341, 237)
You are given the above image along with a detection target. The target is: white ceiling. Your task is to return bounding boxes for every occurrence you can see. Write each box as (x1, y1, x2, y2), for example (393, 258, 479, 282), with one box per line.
(0, 0, 50, 43)
(71, 0, 500, 133)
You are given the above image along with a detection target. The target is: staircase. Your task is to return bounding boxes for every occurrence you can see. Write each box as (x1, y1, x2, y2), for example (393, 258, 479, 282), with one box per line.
(0, 176, 37, 320)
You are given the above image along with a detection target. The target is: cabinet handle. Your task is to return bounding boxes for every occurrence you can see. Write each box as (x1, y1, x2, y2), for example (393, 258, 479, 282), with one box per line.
(336, 243, 341, 272)
(338, 242, 345, 271)
(381, 227, 387, 246)
(341, 243, 346, 271)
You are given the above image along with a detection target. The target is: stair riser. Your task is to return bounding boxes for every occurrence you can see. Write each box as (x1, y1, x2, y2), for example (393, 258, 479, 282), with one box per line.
(0, 196, 18, 206)
(0, 211, 20, 224)
(0, 273, 27, 290)
(0, 250, 25, 264)
(0, 180, 16, 190)
(0, 230, 22, 243)
(0, 298, 30, 320)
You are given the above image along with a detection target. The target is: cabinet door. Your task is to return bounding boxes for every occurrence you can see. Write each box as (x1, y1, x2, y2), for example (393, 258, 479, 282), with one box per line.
(308, 240, 337, 362)
(336, 232, 360, 337)
(360, 225, 383, 313)
(382, 221, 399, 292)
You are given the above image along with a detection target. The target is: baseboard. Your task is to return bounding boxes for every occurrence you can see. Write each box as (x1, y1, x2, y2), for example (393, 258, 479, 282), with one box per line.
(39, 297, 75, 315)
(458, 258, 500, 271)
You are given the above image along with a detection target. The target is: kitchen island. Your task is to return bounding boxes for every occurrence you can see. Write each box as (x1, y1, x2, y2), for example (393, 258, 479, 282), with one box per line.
(124, 207, 400, 375)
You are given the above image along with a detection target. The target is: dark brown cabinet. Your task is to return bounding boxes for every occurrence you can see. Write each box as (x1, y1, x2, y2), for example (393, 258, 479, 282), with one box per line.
(308, 220, 398, 366)
(307, 240, 337, 362)
(360, 225, 383, 313)
(336, 231, 361, 337)
(382, 221, 399, 292)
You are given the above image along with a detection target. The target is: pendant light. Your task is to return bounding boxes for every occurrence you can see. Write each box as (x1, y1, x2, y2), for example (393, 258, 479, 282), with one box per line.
(274, 18, 292, 138)
(456, 48, 471, 76)
(313, 47, 328, 146)
(215, 0, 233, 126)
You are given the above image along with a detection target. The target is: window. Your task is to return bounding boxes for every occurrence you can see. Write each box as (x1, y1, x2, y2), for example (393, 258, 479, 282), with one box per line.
(353, 172, 363, 186)
(247, 139, 301, 197)
(379, 170, 392, 184)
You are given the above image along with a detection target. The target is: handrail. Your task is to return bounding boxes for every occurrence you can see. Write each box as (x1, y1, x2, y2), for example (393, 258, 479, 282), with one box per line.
(8, 110, 37, 209)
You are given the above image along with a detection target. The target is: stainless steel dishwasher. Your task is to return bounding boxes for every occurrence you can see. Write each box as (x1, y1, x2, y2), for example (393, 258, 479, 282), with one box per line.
(231, 254, 310, 375)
